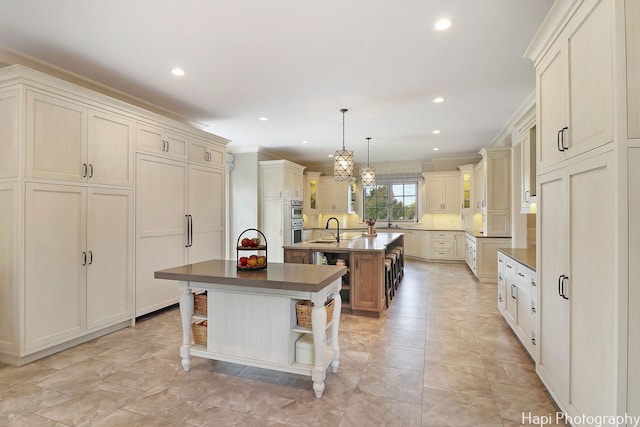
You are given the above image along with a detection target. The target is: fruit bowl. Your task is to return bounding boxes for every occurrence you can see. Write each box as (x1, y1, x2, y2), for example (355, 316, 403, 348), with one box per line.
(236, 228, 267, 271)
(236, 264, 267, 271)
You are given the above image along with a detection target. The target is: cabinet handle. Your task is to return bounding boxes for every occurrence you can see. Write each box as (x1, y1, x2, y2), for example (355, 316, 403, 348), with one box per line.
(517, 272, 525, 278)
(532, 336, 536, 346)
(166, 140, 170, 152)
(82, 251, 87, 266)
(560, 127, 569, 150)
(531, 301, 536, 314)
(82, 163, 88, 178)
(88, 164, 94, 178)
(506, 263, 512, 269)
(498, 294, 503, 302)
(511, 284, 517, 299)
(185, 215, 193, 247)
(88, 250, 93, 264)
(531, 279, 536, 287)
(524, 190, 529, 203)
(561, 276, 569, 300)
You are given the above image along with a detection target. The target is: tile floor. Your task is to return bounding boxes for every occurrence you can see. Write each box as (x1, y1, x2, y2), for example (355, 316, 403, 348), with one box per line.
(0, 260, 565, 426)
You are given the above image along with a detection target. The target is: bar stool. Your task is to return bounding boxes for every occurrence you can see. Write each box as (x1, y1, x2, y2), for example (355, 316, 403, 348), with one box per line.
(384, 258, 393, 308)
(385, 251, 399, 294)
(391, 246, 404, 282)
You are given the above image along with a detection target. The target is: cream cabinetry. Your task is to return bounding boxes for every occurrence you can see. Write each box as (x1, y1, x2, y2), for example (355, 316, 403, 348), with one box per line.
(304, 172, 321, 215)
(519, 123, 536, 213)
(136, 122, 188, 160)
(536, 0, 613, 172)
(259, 160, 304, 200)
(188, 137, 225, 167)
(497, 251, 537, 360)
(424, 172, 460, 214)
(464, 233, 510, 282)
(136, 155, 225, 316)
(0, 89, 19, 178)
(25, 183, 133, 350)
(402, 229, 429, 259)
(458, 164, 473, 214)
(319, 176, 355, 214)
(475, 148, 511, 236)
(429, 231, 465, 260)
(526, 0, 636, 418)
(26, 90, 135, 186)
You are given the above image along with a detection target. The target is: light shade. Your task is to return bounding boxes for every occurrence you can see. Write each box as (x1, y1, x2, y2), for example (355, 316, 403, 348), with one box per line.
(334, 149, 354, 182)
(361, 166, 376, 189)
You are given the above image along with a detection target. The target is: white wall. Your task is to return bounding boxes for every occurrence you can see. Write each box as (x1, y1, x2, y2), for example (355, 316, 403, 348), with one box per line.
(228, 152, 260, 256)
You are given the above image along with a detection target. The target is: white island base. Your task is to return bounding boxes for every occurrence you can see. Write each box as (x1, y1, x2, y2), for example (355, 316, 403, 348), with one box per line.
(157, 261, 345, 398)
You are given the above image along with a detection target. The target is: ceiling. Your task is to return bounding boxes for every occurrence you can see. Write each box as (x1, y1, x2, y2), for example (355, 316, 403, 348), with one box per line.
(0, 0, 554, 166)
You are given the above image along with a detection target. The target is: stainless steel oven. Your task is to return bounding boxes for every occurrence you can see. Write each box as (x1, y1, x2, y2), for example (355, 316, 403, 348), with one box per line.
(291, 219, 304, 244)
(291, 199, 303, 220)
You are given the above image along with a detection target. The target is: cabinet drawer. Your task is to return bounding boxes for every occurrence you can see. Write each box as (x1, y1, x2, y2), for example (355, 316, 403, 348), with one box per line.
(431, 248, 455, 259)
(431, 239, 454, 249)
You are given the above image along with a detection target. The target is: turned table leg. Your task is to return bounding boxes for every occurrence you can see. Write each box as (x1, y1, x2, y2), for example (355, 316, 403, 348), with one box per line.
(310, 294, 327, 398)
(179, 281, 193, 372)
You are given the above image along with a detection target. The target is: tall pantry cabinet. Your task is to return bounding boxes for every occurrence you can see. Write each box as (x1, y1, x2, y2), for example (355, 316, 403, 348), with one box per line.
(0, 65, 228, 365)
(525, 0, 638, 419)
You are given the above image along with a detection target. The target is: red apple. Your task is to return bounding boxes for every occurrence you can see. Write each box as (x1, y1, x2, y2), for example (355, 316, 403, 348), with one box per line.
(239, 256, 248, 266)
(241, 238, 251, 247)
(250, 237, 260, 247)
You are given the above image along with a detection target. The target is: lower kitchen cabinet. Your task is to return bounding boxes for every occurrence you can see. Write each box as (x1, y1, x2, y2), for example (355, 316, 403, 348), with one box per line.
(21, 183, 133, 356)
(351, 251, 383, 312)
(498, 250, 537, 360)
(465, 233, 510, 282)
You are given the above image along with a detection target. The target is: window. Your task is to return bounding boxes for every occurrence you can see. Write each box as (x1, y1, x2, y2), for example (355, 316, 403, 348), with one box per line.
(364, 181, 418, 222)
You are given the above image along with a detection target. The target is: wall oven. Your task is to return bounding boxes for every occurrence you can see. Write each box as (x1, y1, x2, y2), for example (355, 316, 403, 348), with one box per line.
(291, 219, 304, 244)
(291, 199, 303, 220)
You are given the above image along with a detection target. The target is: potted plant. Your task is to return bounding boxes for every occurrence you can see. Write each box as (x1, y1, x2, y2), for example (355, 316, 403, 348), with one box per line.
(366, 218, 376, 235)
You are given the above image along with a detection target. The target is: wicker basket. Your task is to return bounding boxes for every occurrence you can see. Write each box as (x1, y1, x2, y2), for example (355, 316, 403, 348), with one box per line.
(194, 293, 207, 316)
(295, 299, 335, 328)
(191, 320, 207, 346)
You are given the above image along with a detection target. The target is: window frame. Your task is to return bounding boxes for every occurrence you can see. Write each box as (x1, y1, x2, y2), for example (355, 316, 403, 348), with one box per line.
(362, 179, 419, 223)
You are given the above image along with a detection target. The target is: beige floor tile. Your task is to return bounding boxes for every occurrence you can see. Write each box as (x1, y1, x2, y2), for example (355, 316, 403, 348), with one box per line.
(423, 360, 492, 397)
(367, 344, 425, 372)
(356, 364, 424, 404)
(376, 327, 426, 350)
(91, 409, 174, 426)
(339, 391, 422, 427)
(421, 387, 502, 427)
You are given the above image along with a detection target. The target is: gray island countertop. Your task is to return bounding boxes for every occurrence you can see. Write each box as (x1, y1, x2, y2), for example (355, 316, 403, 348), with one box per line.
(155, 259, 346, 293)
(284, 232, 404, 252)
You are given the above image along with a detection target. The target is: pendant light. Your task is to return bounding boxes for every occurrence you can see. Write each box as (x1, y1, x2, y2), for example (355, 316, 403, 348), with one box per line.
(361, 137, 376, 190)
(334, 108, 354, 182)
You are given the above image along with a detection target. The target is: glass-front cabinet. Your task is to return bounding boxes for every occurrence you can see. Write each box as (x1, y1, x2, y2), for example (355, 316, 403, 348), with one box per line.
(304, 172, 321, 215)
(458, 164, 474, 214)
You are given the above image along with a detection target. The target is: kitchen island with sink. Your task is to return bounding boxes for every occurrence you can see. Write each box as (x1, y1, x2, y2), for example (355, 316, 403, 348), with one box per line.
(154, 259, 345, 397)
(283, 233, 404, 316)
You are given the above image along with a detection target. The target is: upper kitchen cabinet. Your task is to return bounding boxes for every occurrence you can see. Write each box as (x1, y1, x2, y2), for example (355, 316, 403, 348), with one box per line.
(26, 90, 135, 186)
(136, 122, 188, 160)
(0, 88, 19, 179)
(423, 171, 460, 214)
(259, 160, 305, 200)
(304, 171, 321, 216)
(535, 0, 613, 172)
(188, 136, 226, 168)
(629, 0, 640, 140)
(476, 147, 510, 236)
(519, 118, 537, 214)
(319, 176, 356, 214)
(457, 164, 474, 214)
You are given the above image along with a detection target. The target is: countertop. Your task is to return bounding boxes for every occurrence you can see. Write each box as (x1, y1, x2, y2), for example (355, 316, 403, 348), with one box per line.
(497, 248, 536, 271)
(304, 226, 510, 238)
(284, 232, 404, 252)
(155, 259, 346, 293)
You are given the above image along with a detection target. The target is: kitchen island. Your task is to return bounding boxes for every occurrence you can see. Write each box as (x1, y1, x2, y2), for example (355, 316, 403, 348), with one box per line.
(154, 259, 345, 397)
(283, 233, 404, 316)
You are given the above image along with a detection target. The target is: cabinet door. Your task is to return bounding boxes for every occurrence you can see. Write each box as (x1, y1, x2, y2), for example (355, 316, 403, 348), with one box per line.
(454, 233, 465, 260)
(283, 167, 295, 199)
(136, 123, 187, 160)
(537, 168, 570, 404)
(566, 0, 613, 157)
(425, 176, 444, 212)
(261, 198, 284, 263)
(88, 109, 134, 186)
(25, 183, 86, 350)
(505, 280, 518, 328)
(261, 166, 283, 199)
(135, 155, 187, 316)
(474, 162, 485, 211)
(304, 173, 320, 214)
(0, 89, 19, 179)
(628, 0, 640, 139)
(188, 165, 225, 264)
(86, 188, 133, 329)
(459, 168, 472, 213)
(26, 90, 87, 182)
(628, 148, 640, 417)
(189, 138, 224, 167)
(443, 175, 460, 212)
(537, 41, 568, 171)
(0, 183, 17, 351)
(567, 152, 615, 416)
(352, 252, 381, 311)
(520, 127, 536, 212)
(284, 249, 310, 264)
(497, 256, 506, 314)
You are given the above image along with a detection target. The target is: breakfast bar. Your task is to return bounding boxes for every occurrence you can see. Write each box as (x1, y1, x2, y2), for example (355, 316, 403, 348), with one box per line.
(154, 259, 346, 397)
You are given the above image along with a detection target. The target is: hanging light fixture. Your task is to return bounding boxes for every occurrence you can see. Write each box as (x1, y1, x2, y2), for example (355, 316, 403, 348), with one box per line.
(361, 137, 376, 190)
(334, 108, 354, 181)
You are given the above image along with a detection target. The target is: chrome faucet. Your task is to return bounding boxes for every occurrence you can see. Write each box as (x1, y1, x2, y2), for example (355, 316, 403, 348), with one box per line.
(326, 217, 340, 243)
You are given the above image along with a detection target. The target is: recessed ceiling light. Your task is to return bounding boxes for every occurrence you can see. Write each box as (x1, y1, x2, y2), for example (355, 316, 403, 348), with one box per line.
(259, 117, 268, 121)
(433, 18, 452, 31)
(171, 67, 185, 76)
(433, 130, 441, 134)
(432, 96, 445, 103)
(433, 147, 440, 151)
(328, 154, 334, 158)
(302, 140, 308, 144)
